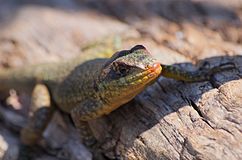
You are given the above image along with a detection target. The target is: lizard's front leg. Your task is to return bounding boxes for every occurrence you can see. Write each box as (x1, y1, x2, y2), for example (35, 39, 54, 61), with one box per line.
(70, 99, 108, 159)
(21, 84, 55, 145)
(70, 116, 97, 147)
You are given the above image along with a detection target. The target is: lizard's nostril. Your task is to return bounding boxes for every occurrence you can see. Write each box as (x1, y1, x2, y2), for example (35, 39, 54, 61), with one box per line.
(153, 63, 160, 69)
(151, 63, 161, 71)
(147, 62, 161, 72)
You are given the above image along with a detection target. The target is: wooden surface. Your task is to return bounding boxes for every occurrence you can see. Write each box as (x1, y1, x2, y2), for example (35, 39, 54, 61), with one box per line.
(0, 0, 241, 159)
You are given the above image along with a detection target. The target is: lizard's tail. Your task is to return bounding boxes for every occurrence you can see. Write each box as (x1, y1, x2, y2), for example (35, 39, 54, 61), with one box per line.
(160, 63, 236, 82)
(0, 67, 36, 93)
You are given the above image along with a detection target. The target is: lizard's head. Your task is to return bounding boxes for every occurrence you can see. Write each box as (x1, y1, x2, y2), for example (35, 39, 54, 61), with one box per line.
(97, 45, 162, 107)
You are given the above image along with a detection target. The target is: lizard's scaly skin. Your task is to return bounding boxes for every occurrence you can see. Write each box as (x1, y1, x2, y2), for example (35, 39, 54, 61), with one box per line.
(0, 45, 162, 146)
(0, 44, 235, 151)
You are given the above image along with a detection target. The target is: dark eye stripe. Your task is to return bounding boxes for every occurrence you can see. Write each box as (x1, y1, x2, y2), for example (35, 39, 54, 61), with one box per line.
(112, 62, 130, 75)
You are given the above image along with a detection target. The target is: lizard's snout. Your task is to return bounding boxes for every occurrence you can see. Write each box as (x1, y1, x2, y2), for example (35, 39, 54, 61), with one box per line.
(147, 62, 162, 75)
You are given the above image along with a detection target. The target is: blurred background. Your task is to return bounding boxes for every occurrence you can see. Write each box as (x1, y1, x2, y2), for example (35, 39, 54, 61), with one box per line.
(0, 0, 242, 68)
(0, 0, 242, 159)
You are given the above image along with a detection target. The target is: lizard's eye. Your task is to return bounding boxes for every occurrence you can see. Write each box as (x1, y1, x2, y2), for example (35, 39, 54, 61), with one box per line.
(112, 62, 130, 77)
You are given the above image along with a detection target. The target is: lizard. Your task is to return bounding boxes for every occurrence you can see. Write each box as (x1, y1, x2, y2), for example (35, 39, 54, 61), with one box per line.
(0, 43, 235, 158)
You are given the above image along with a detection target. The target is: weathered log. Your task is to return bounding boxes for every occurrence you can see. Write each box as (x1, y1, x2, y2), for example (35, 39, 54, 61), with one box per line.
(0, 0, 241, 160)
(90, 56, 242, 160)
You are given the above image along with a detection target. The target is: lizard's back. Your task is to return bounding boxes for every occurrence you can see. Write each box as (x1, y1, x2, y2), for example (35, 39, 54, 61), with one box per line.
(0, 51, 109, 109)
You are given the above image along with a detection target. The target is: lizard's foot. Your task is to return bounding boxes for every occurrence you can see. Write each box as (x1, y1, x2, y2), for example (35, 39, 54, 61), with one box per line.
(90, 136, 119, 160)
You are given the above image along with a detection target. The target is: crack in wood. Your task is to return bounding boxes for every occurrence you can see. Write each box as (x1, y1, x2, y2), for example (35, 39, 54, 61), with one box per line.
(188, 98, 214, 129)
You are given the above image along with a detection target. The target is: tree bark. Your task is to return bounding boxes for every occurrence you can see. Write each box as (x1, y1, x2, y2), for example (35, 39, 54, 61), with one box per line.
(0, 0, 241, 160)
